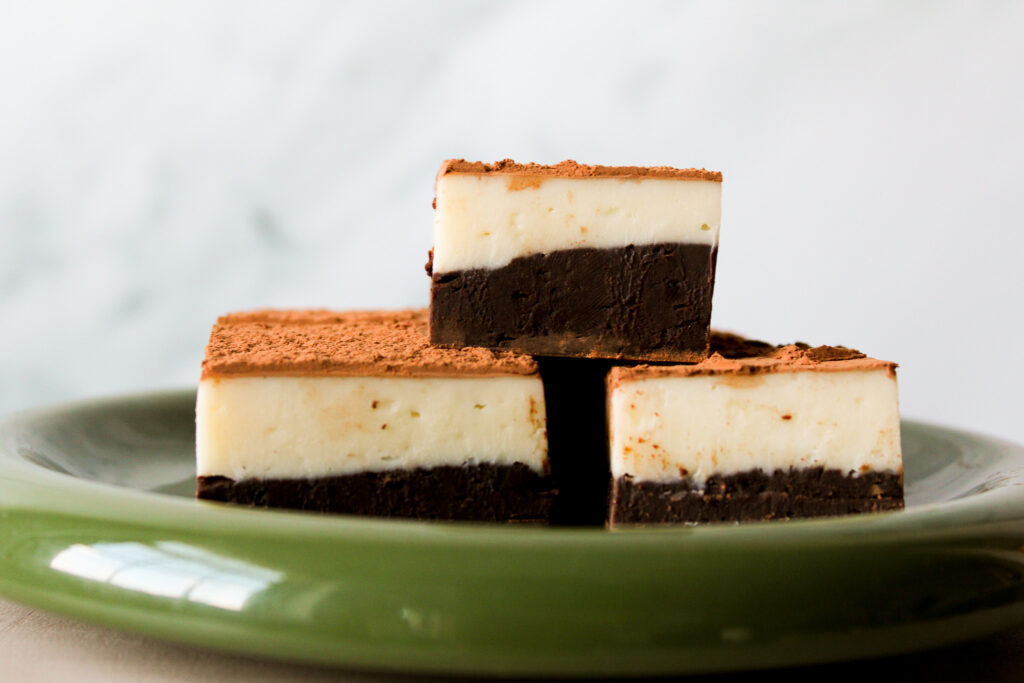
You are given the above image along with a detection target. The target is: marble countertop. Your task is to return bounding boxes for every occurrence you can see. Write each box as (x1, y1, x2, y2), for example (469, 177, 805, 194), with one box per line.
(3, 2, 1023, 444)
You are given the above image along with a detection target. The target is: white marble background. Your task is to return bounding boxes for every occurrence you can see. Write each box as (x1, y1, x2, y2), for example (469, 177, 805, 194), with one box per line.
(2, 1, 1022, 443)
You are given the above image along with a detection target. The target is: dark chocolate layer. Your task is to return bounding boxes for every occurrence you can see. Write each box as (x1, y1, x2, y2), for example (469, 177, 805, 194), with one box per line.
(198, 463, 555, 522)
(610, 467, 904, 525)
(537, 357, 616, 525)
(429, 242, 717, 361)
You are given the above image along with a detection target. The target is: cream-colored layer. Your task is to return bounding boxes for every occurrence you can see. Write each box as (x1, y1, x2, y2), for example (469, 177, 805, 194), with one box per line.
(196, 376, 547, 480)
(432, 174, 721, 273)
(610, 369, 901, 485)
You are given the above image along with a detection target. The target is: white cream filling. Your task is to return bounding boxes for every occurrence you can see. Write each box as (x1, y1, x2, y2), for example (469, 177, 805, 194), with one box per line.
(432, 174, 721, 273)
(609, 369, 901, 485)
(196, 375, 548, 480)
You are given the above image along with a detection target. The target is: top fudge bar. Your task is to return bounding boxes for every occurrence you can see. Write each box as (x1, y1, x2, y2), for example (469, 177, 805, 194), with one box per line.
(428, 159, 722, 362)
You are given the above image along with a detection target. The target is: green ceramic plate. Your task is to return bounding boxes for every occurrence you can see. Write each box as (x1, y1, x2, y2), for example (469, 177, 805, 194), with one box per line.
(1, 390, 1024, 677)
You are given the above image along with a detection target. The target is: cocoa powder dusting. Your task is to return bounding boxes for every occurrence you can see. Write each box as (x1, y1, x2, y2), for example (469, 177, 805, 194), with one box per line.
(202, 309, 537, 380)
(609, 330, 896, 385)
(439, 159, 722, 182)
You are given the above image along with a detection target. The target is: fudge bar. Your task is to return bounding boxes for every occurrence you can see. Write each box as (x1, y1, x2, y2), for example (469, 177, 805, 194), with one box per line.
(196, 309, 555, 521)
(428, 159, 722, 361)
(608, 334, 904, 524)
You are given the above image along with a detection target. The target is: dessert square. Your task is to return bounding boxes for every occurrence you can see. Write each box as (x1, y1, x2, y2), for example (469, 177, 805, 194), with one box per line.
(428, 159, 722, 362)
(607, 334, 904, 524)
(196, 309, 555, 522)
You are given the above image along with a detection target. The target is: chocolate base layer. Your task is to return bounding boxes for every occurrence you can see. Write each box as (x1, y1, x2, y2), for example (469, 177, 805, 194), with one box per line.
(198, 463, 555, 522)
(429, 242, 716, 361)
(609, 467, 904, 525)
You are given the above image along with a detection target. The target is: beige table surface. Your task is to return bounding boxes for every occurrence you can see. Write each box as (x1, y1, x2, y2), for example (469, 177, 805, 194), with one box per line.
(1, 597, 1022, 682)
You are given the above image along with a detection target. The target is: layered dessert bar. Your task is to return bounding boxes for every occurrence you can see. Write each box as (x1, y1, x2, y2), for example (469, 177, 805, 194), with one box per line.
(428, 159, 722, 361)
(196, 309, 555, 521)
(608, 334, 903, 524)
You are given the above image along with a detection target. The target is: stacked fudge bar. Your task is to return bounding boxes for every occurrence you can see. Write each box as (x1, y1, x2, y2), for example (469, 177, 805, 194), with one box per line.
(197, 159, 904, 525)
(428, 160, 720, 361)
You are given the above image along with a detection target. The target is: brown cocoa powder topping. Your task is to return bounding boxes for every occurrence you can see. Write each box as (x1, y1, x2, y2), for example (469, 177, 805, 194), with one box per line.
(439, 159, 722, 182)
(202, 309, 538, 380)
(609, 331, 896, 386)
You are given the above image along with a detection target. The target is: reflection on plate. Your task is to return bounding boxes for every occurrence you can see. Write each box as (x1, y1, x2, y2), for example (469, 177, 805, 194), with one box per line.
(1, 390, 1024, 677)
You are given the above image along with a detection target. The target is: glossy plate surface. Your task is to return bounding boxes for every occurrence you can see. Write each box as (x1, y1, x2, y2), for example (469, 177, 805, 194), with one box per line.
(1, 390, 1024, 677)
